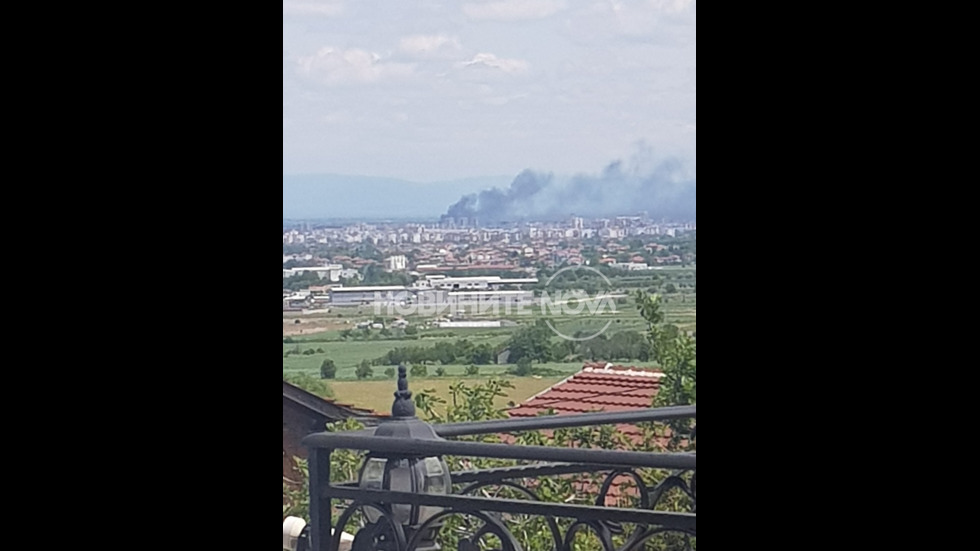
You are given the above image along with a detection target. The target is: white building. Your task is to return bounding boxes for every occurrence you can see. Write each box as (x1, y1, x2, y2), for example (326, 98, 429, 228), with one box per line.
(385, 255, 409, 272)
(413, 275, 539, 291)
(330, 286, 412, 307)
(282, 265, 346, 282)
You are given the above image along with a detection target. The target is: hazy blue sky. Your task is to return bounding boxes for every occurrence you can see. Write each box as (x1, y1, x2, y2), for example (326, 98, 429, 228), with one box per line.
(282, 0, 697, 183)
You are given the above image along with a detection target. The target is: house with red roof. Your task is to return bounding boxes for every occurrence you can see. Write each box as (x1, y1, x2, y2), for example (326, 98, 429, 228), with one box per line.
(506, 363, 668, 505)
(508, 363, 664, 446)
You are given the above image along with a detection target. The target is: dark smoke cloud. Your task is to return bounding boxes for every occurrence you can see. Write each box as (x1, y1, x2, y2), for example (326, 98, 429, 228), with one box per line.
(442, 149, 696, 225)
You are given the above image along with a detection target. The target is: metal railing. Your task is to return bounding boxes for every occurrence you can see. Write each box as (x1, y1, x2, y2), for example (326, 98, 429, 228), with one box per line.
(297, 368, 697, 551)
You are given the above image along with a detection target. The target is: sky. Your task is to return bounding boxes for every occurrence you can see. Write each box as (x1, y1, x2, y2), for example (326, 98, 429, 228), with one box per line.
(282, 0, 697, 184)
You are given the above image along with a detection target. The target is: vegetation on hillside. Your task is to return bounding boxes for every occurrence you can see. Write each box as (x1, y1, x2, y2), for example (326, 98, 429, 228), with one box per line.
(282, 292, 697, 549)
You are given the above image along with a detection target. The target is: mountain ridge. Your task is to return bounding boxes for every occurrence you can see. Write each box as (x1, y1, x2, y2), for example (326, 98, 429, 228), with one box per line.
(283, 174, 512, 219)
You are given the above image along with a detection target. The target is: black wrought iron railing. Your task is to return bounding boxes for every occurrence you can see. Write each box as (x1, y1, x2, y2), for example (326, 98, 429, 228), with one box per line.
(296, 368, 697, 551)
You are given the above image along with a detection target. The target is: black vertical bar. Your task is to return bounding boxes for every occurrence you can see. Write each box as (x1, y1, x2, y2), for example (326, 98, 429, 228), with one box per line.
(309, 448, 333, 551)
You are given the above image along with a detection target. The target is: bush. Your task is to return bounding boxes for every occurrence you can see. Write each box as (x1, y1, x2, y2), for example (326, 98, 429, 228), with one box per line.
(356, 360, 374, 380)
(510, 357, 534, 377)
(320, 359, 337, 380)
(284, 373, 333, 398)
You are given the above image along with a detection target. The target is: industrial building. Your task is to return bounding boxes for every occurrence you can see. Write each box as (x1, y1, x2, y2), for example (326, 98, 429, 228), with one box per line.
(326, 275, 539, 308)
(330, 286, 413, 307)
(413, 275, 538, 291)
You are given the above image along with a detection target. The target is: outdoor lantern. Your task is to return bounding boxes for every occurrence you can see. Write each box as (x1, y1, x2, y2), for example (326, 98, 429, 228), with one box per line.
(357, 365, 452, 550)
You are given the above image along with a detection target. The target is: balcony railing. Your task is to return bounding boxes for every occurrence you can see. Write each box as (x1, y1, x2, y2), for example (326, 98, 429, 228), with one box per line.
(297, 369, 696, 551)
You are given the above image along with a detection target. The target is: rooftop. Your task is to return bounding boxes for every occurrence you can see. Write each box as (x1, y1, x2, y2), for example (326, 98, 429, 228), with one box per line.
(508, 364, 665, 446)
(509, 363, 664, 418)
(281, 380, 378, 420)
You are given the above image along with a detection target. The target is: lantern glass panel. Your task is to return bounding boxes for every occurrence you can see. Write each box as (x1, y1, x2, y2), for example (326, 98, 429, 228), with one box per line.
(360, 458, 387, 524)
(388, 459, 414, 525)
(419, 457, 451, 525)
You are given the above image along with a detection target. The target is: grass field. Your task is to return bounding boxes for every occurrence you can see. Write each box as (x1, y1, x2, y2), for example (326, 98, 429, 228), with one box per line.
(284, 267, 694, 433)
(331, 376, 566, 416)
(283, 295, 692, 380)
(283, 335, 512, 378)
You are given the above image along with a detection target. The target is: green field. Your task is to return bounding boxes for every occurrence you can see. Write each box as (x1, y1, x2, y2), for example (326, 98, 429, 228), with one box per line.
(283, 335, 512, 378)
(330, 377, 567, 416)
(283, 287, 695, 420)
(284, 293, 694, 379)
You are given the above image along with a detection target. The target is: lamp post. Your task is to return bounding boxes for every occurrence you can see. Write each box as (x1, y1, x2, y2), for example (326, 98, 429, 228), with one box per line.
(354, 364, 452, 551)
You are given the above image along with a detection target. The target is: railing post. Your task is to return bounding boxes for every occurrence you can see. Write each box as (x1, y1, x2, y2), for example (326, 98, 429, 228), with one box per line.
(309, 448, 333, 551)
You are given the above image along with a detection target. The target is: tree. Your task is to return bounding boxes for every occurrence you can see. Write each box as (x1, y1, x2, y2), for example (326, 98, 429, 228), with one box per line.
(471, 344, 494, 365)
(636, 290, 696, 448)
(506, 320, 554, 364)
(320, 359, 337, 380)
(355, 360, 374, 380)
(512, 357, 534, 377)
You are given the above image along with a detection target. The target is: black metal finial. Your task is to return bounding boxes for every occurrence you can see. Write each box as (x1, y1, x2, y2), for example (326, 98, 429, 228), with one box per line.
(392, 364, 417, 418)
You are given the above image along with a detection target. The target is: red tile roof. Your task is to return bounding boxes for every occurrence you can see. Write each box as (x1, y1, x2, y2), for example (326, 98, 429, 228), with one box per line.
(508, 363, 664, 419)
(507, 363, 665, 446)
(505, 364, 669, 505)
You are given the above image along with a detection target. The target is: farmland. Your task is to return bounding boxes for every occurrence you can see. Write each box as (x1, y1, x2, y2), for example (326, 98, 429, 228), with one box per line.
(283, 265, 695, 413)
(330, 377, 566, 416)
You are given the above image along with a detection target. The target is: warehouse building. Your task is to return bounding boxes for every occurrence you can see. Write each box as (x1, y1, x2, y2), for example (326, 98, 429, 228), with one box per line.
(330, 286, 414, 307)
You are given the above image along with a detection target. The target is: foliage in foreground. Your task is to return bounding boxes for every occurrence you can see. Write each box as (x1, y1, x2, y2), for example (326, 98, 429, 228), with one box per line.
(282, 293, 696, 550)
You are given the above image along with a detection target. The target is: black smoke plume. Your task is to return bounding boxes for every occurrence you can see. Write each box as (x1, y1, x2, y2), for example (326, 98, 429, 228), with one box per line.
(442, 151, 696, 225)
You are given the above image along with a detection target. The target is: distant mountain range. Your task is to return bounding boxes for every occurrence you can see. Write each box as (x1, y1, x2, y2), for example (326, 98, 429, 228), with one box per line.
(283, 174, 512, 220)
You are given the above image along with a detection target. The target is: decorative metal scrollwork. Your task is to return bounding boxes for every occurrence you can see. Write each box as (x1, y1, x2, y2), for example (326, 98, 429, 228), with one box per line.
(453, 469, 696, 551)
(460, 481, 563, 551)
(563, 521, 615, 551)
(624, 527, 697, 551)
(647, 470, 695, 509)
(407, 510, 523, 551)
(336, 503, 407, 551)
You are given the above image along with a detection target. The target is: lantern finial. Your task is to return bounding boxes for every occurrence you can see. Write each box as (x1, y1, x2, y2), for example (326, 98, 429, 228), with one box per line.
(392, 364, 416, 418)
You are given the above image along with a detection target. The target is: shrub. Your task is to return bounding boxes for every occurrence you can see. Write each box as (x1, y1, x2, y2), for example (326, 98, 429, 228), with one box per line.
(320, 360, 337, 380)
(355, 360, 373, 380)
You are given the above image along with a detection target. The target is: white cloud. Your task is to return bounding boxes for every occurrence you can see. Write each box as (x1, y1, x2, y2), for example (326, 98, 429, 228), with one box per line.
(482, 93, 529, 106)
(649, 0, 695, 14)
(459, 53, 530, 74)
(603, 0, 695, 15)
(298, 48, 415, 85)
(283, 0, 344, 17)
(567, 0, 696, 43)
(283, 0, 696, 180)
(399, 35, 463, 58)
(463, 0, 567, 21)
